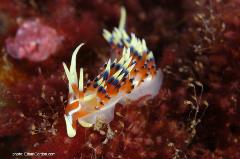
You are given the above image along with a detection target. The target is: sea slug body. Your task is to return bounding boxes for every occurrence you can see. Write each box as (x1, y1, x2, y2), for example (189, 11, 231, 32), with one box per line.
(63, 7, 163, 137)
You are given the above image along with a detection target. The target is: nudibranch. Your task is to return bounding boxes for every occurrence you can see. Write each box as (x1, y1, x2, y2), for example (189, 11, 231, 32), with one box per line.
(63, 7, 163, 137)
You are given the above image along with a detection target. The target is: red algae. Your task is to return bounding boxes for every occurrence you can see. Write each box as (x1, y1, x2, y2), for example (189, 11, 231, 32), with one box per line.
(0, 0, 240, 159)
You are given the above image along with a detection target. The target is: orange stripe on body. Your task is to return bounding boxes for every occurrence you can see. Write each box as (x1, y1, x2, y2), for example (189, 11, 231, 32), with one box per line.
(148, 61, 156, 76)
(71, 84, 84, 98)
(139, 68, 148, 81)
(72, 110, 89, 129)
(65, 100, 79, 115)
(106, 84, 119, 96)
(120, 79, 133, 93)
(97, 92, 109, 104)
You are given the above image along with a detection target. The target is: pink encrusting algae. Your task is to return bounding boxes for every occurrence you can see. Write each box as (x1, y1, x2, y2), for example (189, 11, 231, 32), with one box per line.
(5, 19, 62, 62)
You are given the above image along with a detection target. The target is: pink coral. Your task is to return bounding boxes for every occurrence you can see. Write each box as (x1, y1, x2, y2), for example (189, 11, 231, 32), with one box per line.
(5, 19, 62, 62)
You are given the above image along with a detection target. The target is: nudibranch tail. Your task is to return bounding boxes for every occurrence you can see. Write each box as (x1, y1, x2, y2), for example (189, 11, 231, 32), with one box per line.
(63, 7, 163, 138)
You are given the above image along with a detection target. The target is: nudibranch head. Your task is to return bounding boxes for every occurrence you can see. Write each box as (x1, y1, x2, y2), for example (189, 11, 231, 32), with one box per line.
(63, 7, 163, 138)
